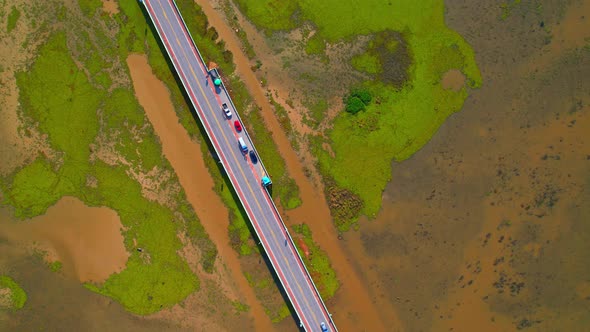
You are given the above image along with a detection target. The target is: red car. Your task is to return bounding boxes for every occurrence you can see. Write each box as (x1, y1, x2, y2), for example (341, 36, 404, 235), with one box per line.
(234, 120, 242, 132)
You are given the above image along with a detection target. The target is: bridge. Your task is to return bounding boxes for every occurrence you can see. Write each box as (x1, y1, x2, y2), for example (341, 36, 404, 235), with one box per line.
(140, 0, 337, 331)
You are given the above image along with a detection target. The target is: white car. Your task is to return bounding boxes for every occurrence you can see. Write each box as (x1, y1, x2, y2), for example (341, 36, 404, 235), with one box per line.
(320, 322, 328, 332)
(222, 103, 232, 118)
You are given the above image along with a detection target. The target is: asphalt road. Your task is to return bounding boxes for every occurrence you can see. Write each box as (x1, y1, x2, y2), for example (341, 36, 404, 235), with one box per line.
(142, 1, 336, 331)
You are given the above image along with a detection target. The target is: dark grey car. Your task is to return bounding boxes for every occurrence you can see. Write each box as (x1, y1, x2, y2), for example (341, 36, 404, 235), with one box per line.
(249, 150, 258, 164)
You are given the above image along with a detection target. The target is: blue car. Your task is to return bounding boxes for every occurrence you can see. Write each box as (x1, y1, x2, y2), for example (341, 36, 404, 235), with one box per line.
(320, 322, 328, 332)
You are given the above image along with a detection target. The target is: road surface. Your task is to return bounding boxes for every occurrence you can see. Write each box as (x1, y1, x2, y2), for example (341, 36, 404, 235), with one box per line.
(141, 1, 337, 331)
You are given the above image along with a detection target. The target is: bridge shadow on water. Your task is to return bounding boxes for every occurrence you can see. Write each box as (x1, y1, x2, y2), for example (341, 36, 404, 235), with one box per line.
(139, 3, 302, 330)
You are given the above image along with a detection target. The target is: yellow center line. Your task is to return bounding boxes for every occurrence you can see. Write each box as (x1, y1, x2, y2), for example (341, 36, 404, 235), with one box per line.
(154, 0, 321, 326)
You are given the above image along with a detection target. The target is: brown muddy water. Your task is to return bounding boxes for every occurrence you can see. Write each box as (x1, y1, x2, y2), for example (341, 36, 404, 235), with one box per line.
(0, 196, 128, 283)
(126, 53, 262, 331)
(0, 209, 186, 332)
(338, 0, 590, 331)
(441, 69, 466, 91)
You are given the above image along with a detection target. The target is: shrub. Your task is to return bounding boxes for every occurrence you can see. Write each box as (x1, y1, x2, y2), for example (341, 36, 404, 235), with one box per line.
(345, 96, 365, 114)
(344, 89, 372, 114)
(353, 89, 372, 105)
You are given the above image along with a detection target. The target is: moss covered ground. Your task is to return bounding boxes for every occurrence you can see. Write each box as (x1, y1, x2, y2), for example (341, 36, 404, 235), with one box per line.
(233, 0, 482, 230)
(0, 275, 27, 310)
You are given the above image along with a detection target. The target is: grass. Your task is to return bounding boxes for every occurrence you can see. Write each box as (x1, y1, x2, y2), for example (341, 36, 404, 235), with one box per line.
(269, 94, 299, 151)
(6, 5, 20, 33)
(305, 34, 326, 56)
(301, 98, 329, 129)
(233, 0, 299, 32)
(244, 270, 291, 323)
(291, 224, 339, 299)
(234, 0, 482, 230)
(3, 157, 62, 219)
(0, 275, 27, 310)
(220, 0, 257, 60)
(273, 304, 291, 323)
(231, 299, 250, 314)
(351, 52, 381, 75)
(76, 0, 102, 17)
(49, 260, 63, 273)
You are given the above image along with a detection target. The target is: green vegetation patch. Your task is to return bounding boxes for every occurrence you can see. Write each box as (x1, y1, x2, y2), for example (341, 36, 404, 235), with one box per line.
(77, 0, 102, 17)
(86, 162, 198, 314)
(4, 157, 61, 219)
(6, 6, 20, 33)
(0, 275, 27, 310)
(302, 98, 329, 129)
(49, 260, 63, 273)
(231, 299, 250, 314)
(233, 0, 300, 32)
(235, 0, 481, 230)
(351, 52, 381, 75)
(244, 269, 291, 323)
(7, 32, 103, 219)
(291, 224, 339, 299)
(220, 1, 257, 60)
(270, 94, 299, 150)
(305, 33, 326, 56)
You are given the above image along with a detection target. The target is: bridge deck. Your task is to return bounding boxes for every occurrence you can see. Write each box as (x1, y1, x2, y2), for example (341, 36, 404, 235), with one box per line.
(140, 0, 337, 331)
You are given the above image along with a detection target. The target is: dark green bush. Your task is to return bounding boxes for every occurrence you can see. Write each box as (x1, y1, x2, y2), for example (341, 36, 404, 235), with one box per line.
(344, 89, 372, 114)
(353, 89, 372, 105)
(345, 96, 365, 114)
